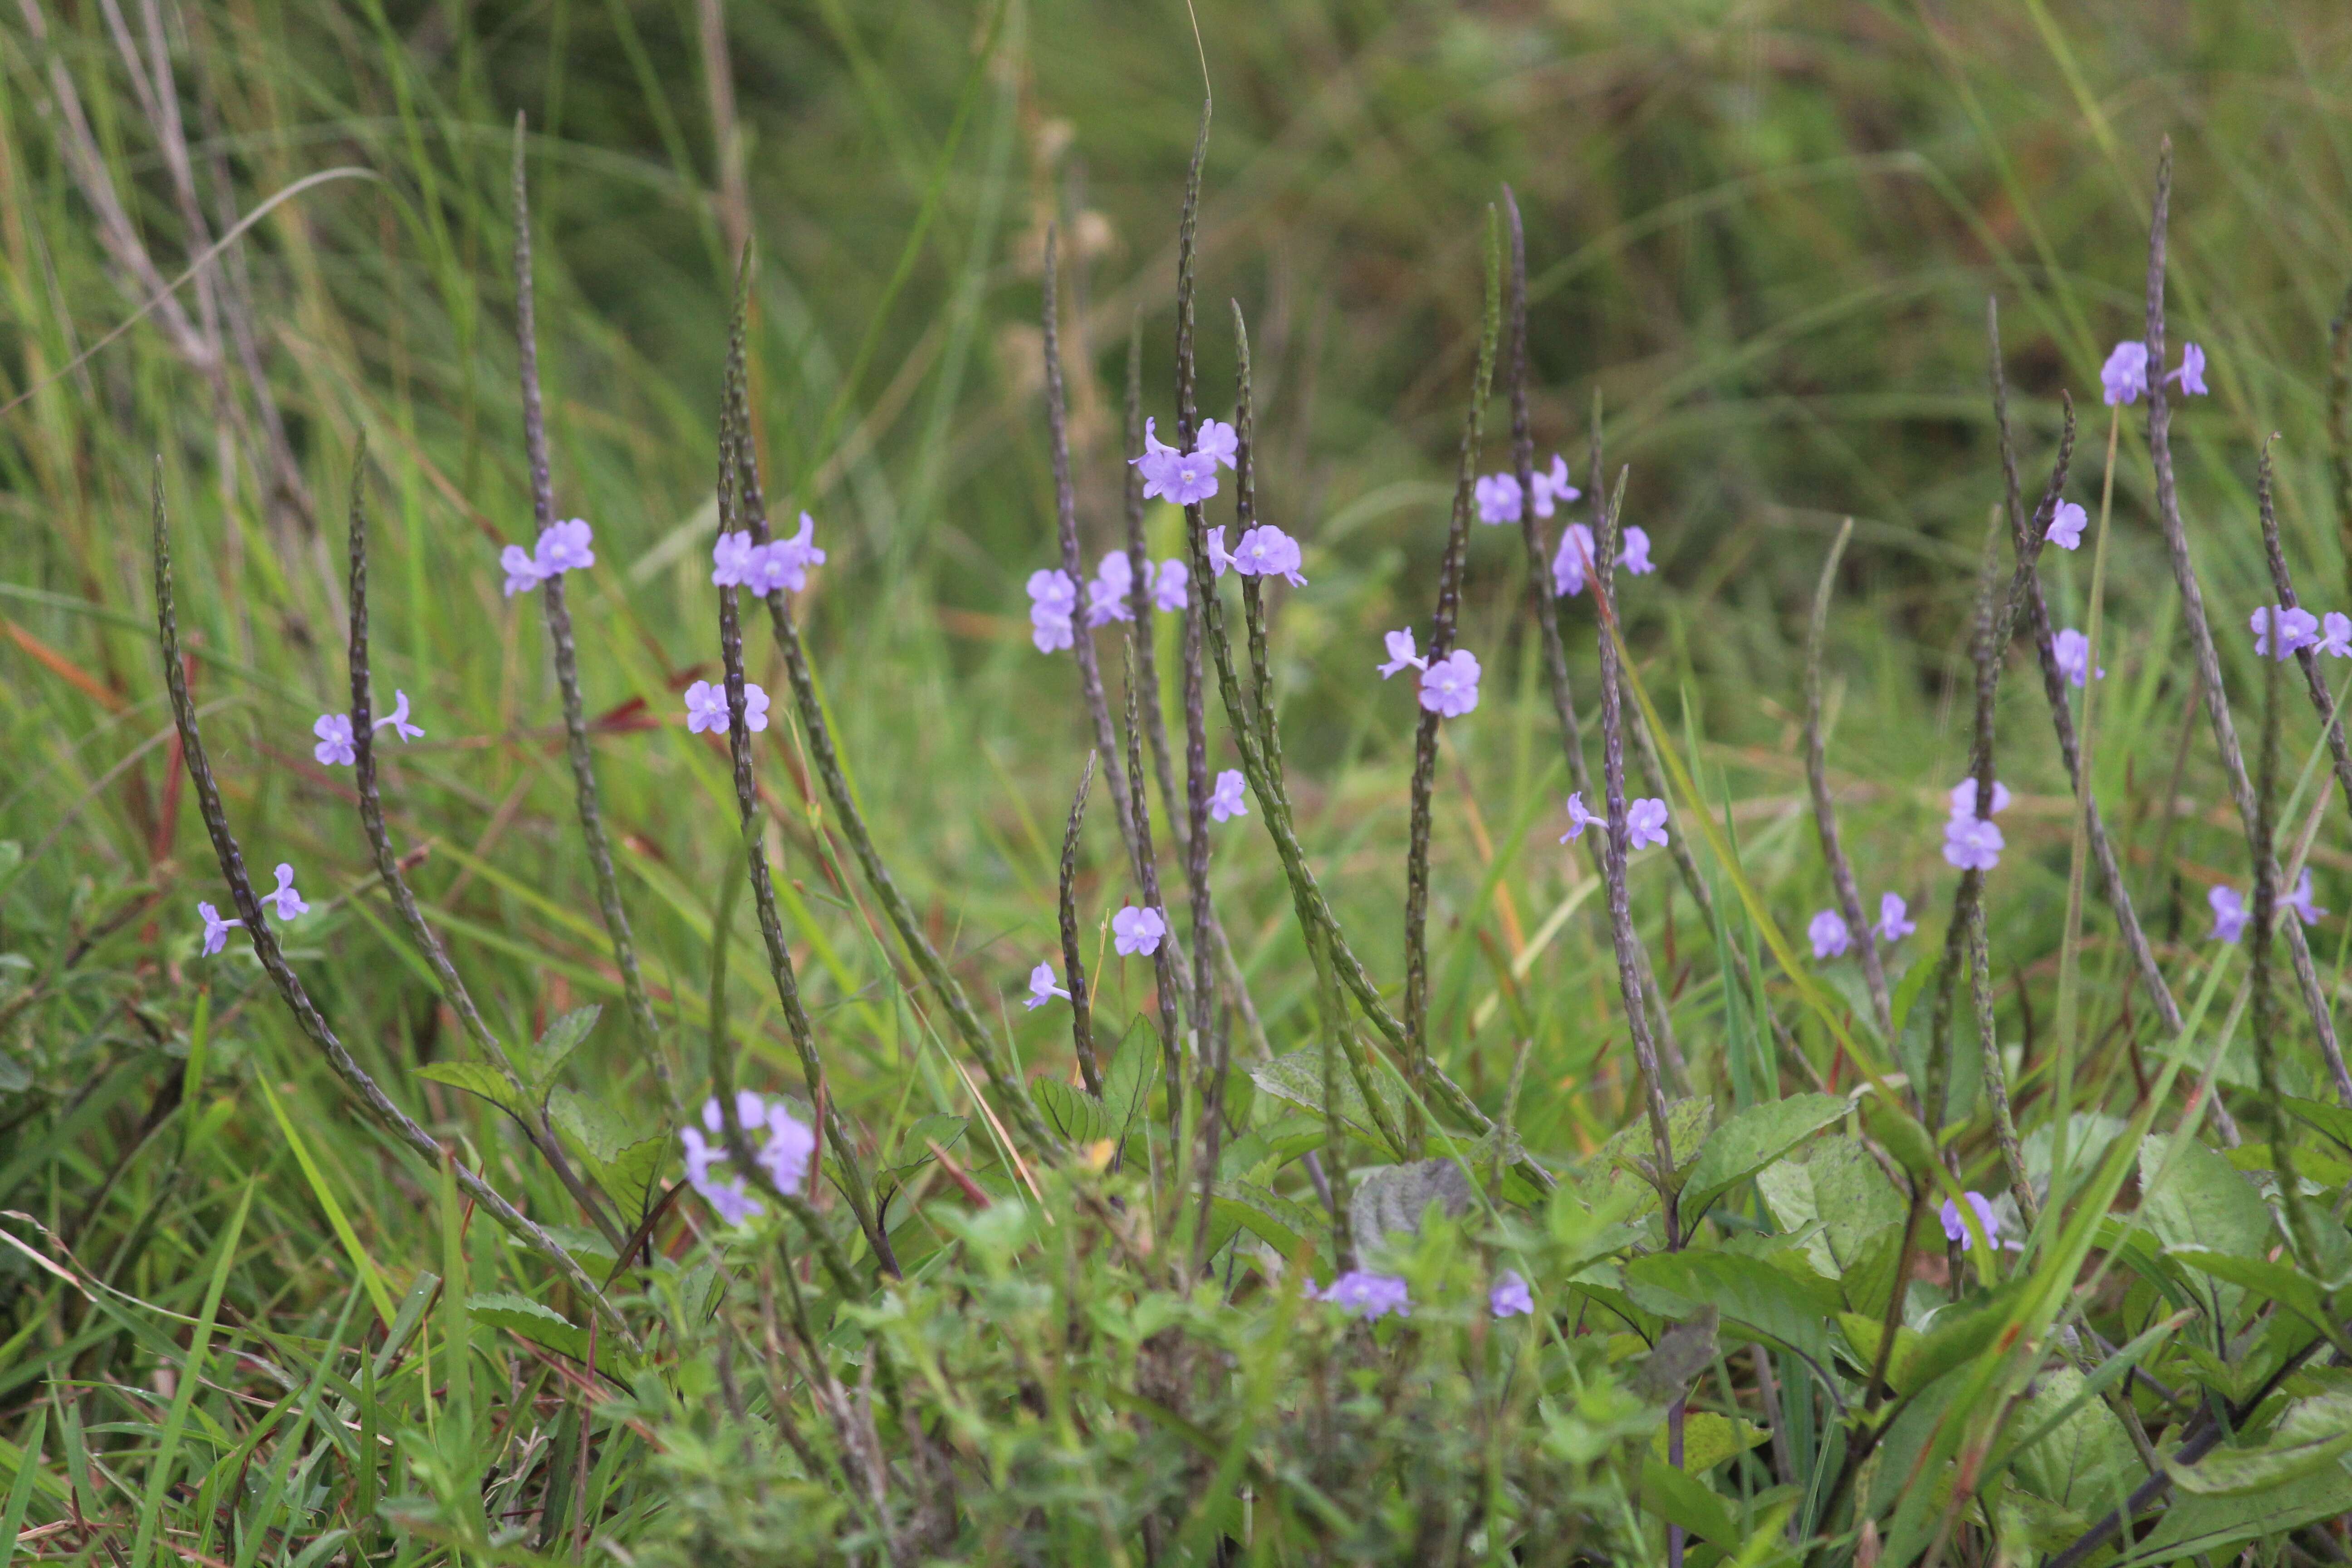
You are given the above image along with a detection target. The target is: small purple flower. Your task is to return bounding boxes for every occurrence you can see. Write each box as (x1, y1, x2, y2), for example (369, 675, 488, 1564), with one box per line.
(1206, 526, 1234, 580)
(2321, 613, 2352, 660)
(680, 1091, 818, 1223)
(313, 713, 357, 767)
(1318, 1270, 1410, 1319)
(1490, 1270, 1534, 1318)
(1559, 792, 1601, 843)
(2166, 343, 2208, 397)
(2100, 341, 2150, 406)
(1475, 473, 1523, 525)
(197, 901, 244, 956)
(2046, 501, 2087, 552)
(1621, 526, 1656, 576)
(1130, 417, 1180, 501)
(2054, 628, 2103, 688)
(376, 690, 425, 743)
(1943, 816, 2004, 872)
(2209, 884, 2247, 943)
(500, 544, 547, 597)
(260, 863, 309, 921)
(1948, 778, 2012, 820)
(1419, 650, 1481, 717)
(2254, 605, 2321, 660)
(1377, 628, 1427, 679)
(1551, 524, 1597, 597)
(1877, 892, 1916, 944)
(750, 514, 826, 596)
(1162, 449, 1221, 507)
(1627, 798, 1670, 851)
(1209, 769, 1249, 823)
(1112, 905, 1167, 956)
(1530, 455, 1580, 519)
(1028, 568, 1078, 654)
(1808, 909, 1852, 960)
(683, 679, 769, 735)
(1231, 526, 1306, 587)
(1023, 960, 1072, 1010)
(711, 529, 759, 588)
(1087, 550, 1137, 627)
(534, 518, 595, 576)
(1151, 558, 1189, 613)
(1940, 1191, 2000, 1252)
(1196, 418, 1240, 471)
(2288, 869, 2328, 928)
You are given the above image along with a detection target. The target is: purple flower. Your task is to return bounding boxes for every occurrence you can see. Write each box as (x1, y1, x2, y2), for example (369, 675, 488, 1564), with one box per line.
(1206, 526, 1234, 580)
(2321, 613, 2352, 660)
(1130, 417, 1180, 501)
(1318, 1270, 1410, 1319)
(2046, 501, 2087, 552)
(1231, 526, 1306, 587)
(1490, 1270, 1534, 1318)
(2100, 341, 2150, 406)
(1627, 798, 1670, 851)
(1559, 792, 1601, 843)
(1621, 527, 1656, 577)
(1940, 1191, 2000, 1252)
(1877, 893, 1916, 944)
(2288, 869, 2328, 928)
(1943, 816, 2004, 872)
(1162, 449, 1221, 507)
(313, 713, 357, 767)
(680, 1092, 818, 1223)
(1196, 418, 1240, 471)
(1551, 524, 1597, 597)
(2253, 605, 2321, 660)
(2166, 343, 2208, 397)
(1948, 778, 2011, 820)
(2209, 884, 2247, 943)
(1530, 455, 1580, 519)
(2054, 628, 2103, 688)
(1209, 769, 1249, 823)
(712, 529, 760, 588)
(1028, 568, 1078, 653)
(377, 690, 425, 743)
(260, 863, 309, 921)
(1024, 960, 1072, 1010)
(500, 544, 547, 597)
(1151, 558, 1189, 613)
(1419, 650, 1481, 717)
(534, 518, 595, 576)
(1377, 628, 1428, 679)
(196, 901, 244, 956)
(1475, 473, 1523, 525)
(683, 679, 769, 735)
(748, 514, 826, 596)
(1808, 909, 1852, 960)
(1112, 905, 1166, 956)
(1087, 550, 1137, 627)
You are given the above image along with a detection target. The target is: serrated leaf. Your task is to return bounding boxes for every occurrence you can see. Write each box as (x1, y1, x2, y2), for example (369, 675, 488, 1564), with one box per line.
(1626, 1251, 1838, 1377)
(466, 1291, 631, 1372)
(1210, 1181, 1322, 1262)
(2133, 1450, 2352, 1563)
(1031, 1077, 1109, 1144)
(1652, 1411, 1770, 1473)
(1758, 1139, 1903, 1280)
(2139, 1136, 2272, 1258)
(885, 1114, 969, 1183)
(1681, 1094, 1849, 1223)
(1630, 1306, 1720, 1404)
(1102, 1015, 1158, 1140)
(1349, 1159, 1473, 1254)
(1218, 1114, 1326, 1186)
(1579, 1098, 1714, 1215)
(2166, 1245, 2337, 1334)
(596, 1137, 668, 1219)
(2009, 1363, 2137, 1511)
(1639, 1457, 1742, 1554)
(2283, 1095, 2352, 1156)
(417, 1061, 527, 1120)
(527, 1006, 602, 1089)
(1248, 1046, 1405, 1147)
(1860, 1096, 1938, 1179)
(2166, 1398, 2352, 1497)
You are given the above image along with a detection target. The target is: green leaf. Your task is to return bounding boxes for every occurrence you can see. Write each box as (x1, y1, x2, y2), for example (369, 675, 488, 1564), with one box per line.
(1893, 1290, 2017, 1394)
(1630, 1307, 1720, 1404)
(1580, 1097, 1714, 1215)
(1349, 1159, 1474, 1254)
(1653, 1411, 1771, 1473)
(1860, 1097, 1939, 1180)
(416, 1061, 527, 1120)
(1640, 1457, 1742, 1554)
(1755, 1137, 1903, 1281)
(2283, 1095, 2352, 1156)
(2166, 1245, 2337, 1334)
(1031, 1077, 1110, 1144)
(550, 1085, 649, 1165)
(2008, 1363, 2137, 1511)
(1681, 1094, 1849, 1223)
(1210, 1181, 1323, 1262)
(1625, 1251, 1838, 1378)
(2166, 1393, 2352, 1496)
(596, 1136, 668, 1218)
(2138, 1135, 2272, 1258)
(2129, 1454, 2352, 1564)
(1248, 1046, 1405, 1145)
(467, 1292, 629, 1372)
(1102, 1015, 1159, 1139)
(1218, 1113, 1326, 1185)
(527, 1005, 602, 1088)
(885, 1113, 970, 1183)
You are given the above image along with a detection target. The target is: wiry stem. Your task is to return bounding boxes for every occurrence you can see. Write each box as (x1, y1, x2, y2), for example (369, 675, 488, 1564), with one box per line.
(1174, 101, 1216, 1078)
(154, 463, 633, 1345)
(2142, 141, 2352, 1103)
(714, 291, 895, 1274)
(1124, 312, 1185, 840)
(1803, 519, 1891, 1041)
(1966, 901, 2036, 1226)
(2250, 611, 2318, 1266)
(344, 439, 623, 1249)
(1925, 529, 2006, 1132)
(1060, 754, 1101, 1094)
(2331, 278, 2352, 608)
(2254, 441, 2352, 833)
(1120, 631, 1187, 1162)
(512, 119, 662, 1069)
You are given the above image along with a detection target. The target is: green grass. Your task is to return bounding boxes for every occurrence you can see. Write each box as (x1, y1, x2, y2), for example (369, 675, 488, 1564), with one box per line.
(7, 0, 2352, 1563)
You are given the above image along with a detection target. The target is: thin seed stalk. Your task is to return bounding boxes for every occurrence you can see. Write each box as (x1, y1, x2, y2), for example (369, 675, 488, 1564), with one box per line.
(1120, 631, 1189, 1192)
(1803, 519, 1892, 1040)
(1172, 98, 1217, 1149)
(1966, 901, 2036, 1226)
(1060, 755, 1101, 1094)
(2254, 441, 2352, 834)
(1124, 311, 1186, 838)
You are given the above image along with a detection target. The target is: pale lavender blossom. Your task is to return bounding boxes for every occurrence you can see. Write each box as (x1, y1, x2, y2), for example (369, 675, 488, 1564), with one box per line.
(1627, 798, 1670, 851)
(1943, 816, 2004, 872)
(1490, 1270, 1534, 1318)
(1419, 650, 1481, 717)
(1621, 526, 1656, 576)
(1209, 769, 1249, 823)
(1559, 792, 1602, 843)
(1196, 418, 1240, 471)
(1940, 1191, 2000, 1251)
(2046, 501, 2087, 552)
(2321, 613, 2352, 660)
(1475, 473, 1523, 525)
(500, 544, 547, 597)
(1551, 524, 1597, 597)
(1231, 525, 1306, 587)
(1377, 628, 1428, 679)
(1161, 448, 1221, 507)
(680, 1091, 818, 1223)
(2253, 605, 2320, 660)
(2288, 869, 2328, 928)
(1206, 526, 1234, 580)
(1808, 909, 1852, 960)
(1028, 568, 1078, 653)
(313, 713, 357, 767)
(534, 518, 595, 576)
(1087, 551, 1137, 627)
(1024, 960, 1072, 1010)
(1112, 905, 1167, 956)
(711, 529, 759, 588)
(1130, 417, 1180, 501)
(1877, 893, 1916, 944)
(2054, 628, 2103, 688)
(1151, 558, 1189, 612)
(197, 901, 244, 956)
(1318, 1270, 1411, 1319)
(684, 679, 769, 735)
(2209, 884, 2247, 944)
(1530, 455, 1580, 518)
(2166, 343, 2208, 397)
(260, 863, 309, 921)
(377, 691, 424, 743)
(2100, 341, 2150, 406)
(1948, 778, 2012, 820)
(749, 514, 826, 596)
